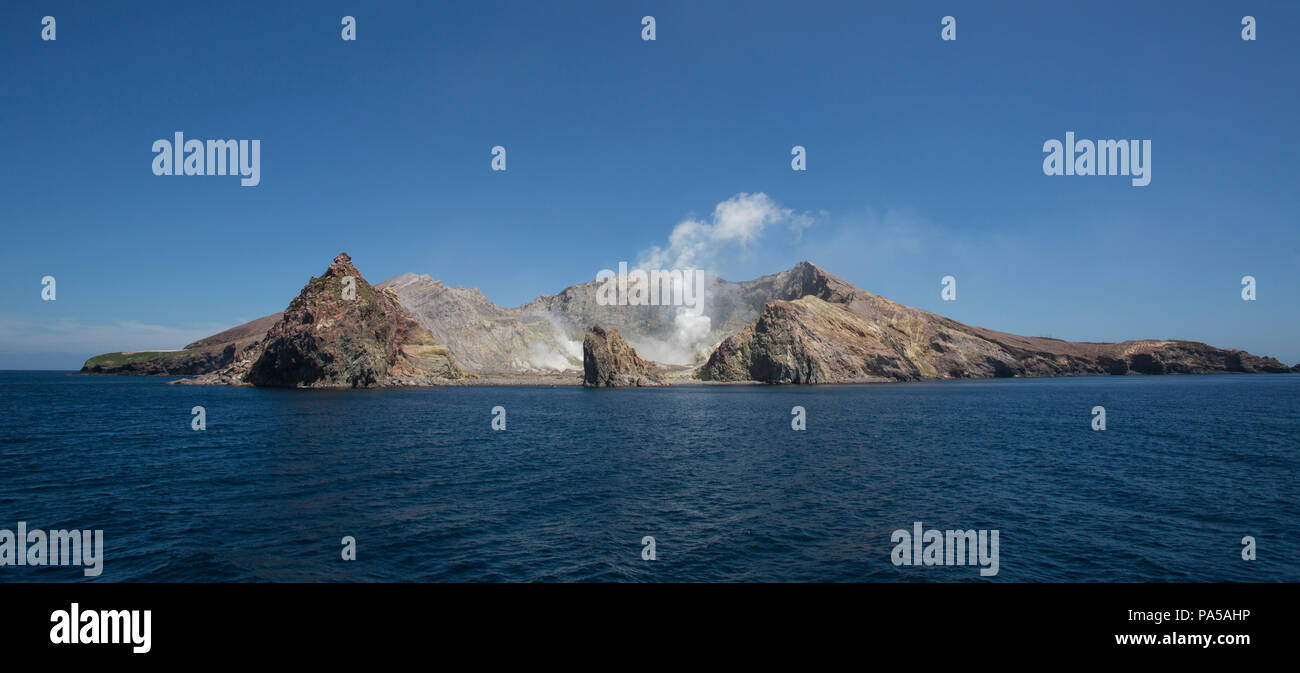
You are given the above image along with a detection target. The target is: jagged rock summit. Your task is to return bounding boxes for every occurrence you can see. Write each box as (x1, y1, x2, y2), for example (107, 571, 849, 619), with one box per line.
(243, 253, 462, 388)
(583, 325, 663, 387)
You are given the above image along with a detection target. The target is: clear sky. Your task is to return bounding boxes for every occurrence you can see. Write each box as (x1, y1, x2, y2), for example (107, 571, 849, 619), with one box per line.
(2, 0, 1297, 369)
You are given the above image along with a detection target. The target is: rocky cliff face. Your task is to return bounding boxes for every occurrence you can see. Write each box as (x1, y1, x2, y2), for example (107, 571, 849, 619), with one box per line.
(244, 253, 461, 388)
(583, 325, 663, 387)
(699, 264, 1292, 383)
(701, 297, 920, 383)
(377, 273, 581, 374)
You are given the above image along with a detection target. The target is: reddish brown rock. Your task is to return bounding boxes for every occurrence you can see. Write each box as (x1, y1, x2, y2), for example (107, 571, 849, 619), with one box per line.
(245, 253, 461, 388)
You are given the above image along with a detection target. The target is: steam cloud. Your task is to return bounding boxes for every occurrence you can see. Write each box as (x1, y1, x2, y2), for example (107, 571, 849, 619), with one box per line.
(638, 192, 806, 270)
(528, 192, 811, 369)
(627, 192, 810, 365)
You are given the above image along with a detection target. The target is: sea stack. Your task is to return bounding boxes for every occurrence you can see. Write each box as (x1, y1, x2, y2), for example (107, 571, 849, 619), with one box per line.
(582, 325, 663, 387)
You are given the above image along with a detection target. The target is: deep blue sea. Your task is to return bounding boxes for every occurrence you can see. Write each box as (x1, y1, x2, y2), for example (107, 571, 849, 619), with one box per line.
(0, 371, 1296, 582)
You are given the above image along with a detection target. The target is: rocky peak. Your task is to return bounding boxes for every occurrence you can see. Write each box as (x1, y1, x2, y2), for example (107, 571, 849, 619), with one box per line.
(329, 252, 358, 274)
(773, 261, 858, 304)
(245, 253, 461, 387)
(377, 272, 429, 292)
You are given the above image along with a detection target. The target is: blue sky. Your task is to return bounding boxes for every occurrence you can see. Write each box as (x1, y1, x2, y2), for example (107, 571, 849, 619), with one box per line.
(2, 0, 1297, 368)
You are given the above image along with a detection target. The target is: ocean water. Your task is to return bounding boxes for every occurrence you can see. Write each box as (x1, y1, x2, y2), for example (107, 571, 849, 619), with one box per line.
(0, 371, 1296, 582)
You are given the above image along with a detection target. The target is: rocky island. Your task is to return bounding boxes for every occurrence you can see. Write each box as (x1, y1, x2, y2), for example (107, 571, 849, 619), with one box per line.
(81, 254, 1293, 388)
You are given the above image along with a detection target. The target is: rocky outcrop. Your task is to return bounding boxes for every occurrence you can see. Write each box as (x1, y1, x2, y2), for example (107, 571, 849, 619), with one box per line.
(700, 297, 918, 383)
(583, 326, 663, 387)
(80, 313, 280, 375)
(244, 253, 461, 388)
(1084, 341, 1290, 375)
(699, 264, 1292, 384)
(169, 347, 261, 386)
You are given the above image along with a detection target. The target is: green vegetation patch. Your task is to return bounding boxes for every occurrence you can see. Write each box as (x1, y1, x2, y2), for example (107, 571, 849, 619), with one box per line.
(83, 350, 191, 367)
